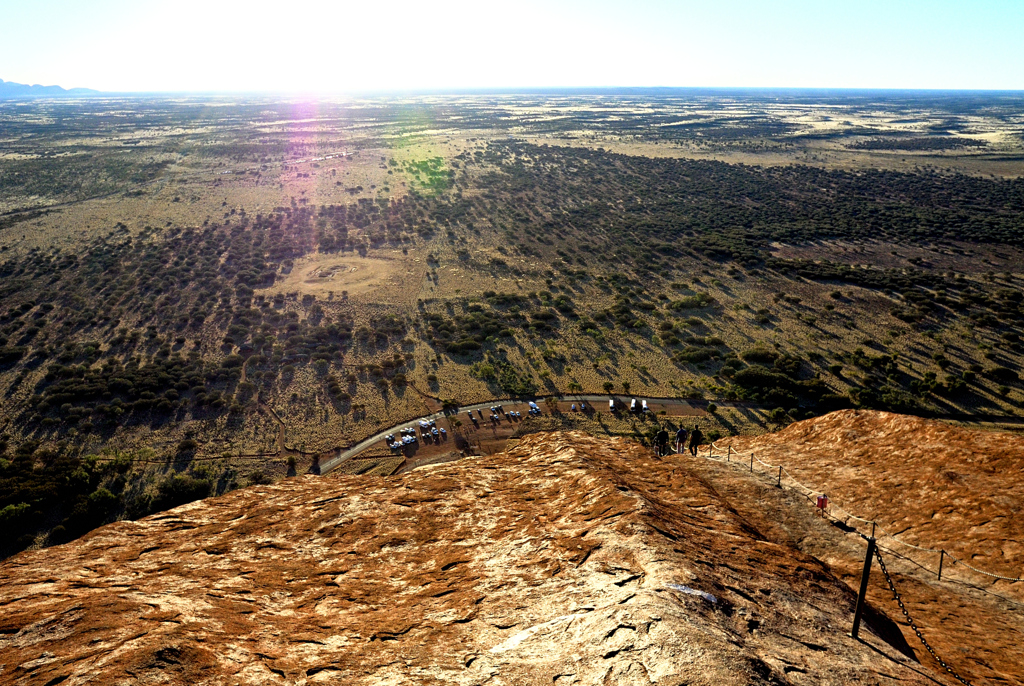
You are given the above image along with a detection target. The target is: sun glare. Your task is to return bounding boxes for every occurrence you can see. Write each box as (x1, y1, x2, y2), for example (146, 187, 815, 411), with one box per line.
(4, 0, 1022, 92)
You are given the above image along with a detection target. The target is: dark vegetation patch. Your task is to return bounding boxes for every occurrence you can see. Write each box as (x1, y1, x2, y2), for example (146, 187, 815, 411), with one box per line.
(420, 303, 515, 354)
(471, 351, 538, 397)
(0, 437, 238, 557)
(470, 140, 1024, 265)
(846, 137, 989, 151)
(0, 154, 171, 205)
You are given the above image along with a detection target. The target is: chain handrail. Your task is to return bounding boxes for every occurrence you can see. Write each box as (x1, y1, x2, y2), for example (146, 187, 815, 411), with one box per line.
(702, 442, 1021, 584)
(831, 504, 877, 526)
(946, 552, 1024, 583)
(881, 533, 943, 554)
(873, 546, 973, 685)
(698, 439, 1017, 681)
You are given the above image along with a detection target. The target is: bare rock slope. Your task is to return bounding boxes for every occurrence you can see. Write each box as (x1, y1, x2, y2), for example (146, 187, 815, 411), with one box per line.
(723, 409, 1024, 579)
(0, 428, 979, 685)
(715, 410, 1024, 686)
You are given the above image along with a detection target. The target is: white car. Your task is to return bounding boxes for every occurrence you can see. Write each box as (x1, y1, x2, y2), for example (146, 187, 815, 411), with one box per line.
(642, 400, 649, 412)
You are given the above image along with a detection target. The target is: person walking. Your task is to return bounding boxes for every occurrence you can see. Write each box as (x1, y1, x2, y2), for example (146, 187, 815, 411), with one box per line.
(688, 425, 703, 457)
(674, 426, 688, 454)
(655, 428, 669, 457)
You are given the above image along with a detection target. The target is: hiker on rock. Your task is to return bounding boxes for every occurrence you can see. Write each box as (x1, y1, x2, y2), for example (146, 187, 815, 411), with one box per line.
(674, 426, 688, 454)
(688, 426, 703, 457)
(655, 428, 669, 457)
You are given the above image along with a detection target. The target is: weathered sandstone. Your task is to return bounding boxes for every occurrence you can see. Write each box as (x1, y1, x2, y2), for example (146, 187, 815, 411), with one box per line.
(0, 423, 1008, 685)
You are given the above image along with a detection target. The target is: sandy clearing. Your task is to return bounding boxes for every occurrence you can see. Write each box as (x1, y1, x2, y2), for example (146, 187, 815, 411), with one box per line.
(256, 254, 418, 301)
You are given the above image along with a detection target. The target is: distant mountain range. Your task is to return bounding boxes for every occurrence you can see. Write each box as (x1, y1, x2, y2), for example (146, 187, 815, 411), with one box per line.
(0, 78, 99, 98)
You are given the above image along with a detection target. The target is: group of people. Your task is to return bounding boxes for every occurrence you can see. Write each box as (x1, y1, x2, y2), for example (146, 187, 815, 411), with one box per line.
(653, 425, 703, 457)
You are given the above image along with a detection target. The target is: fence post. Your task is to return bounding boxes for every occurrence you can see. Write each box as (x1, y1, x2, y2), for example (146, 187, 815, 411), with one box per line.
(938, 550, 945, 581)
(750, 454, 753, 472)
(777, 465, 782, 487)
(727, 445, 731, 462)
(851, 536, 877, 640)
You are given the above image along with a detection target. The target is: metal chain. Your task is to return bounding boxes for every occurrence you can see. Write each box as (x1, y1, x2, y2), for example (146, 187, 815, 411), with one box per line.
(716, 450, 1019, 585)
(873, 547, 973, 686)
(946, 552, 1024, 583)
(706, 445, 1020, 583)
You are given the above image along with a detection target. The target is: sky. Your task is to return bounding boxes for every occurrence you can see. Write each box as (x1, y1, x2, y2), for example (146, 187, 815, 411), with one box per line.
(2, 0, 1023, 93)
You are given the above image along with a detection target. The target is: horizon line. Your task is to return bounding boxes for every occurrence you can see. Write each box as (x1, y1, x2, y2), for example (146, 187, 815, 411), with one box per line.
(5, 84, 1024, 100)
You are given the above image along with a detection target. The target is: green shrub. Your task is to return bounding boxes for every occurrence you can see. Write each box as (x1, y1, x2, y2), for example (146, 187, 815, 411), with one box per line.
(734, 365, 794, 392)
(177, 439, 198, 453)
(151, 473, 212, 512)
(741, 348, 778, 364)
(985, 367, 1019, 384)
(0, 502, 31, 528)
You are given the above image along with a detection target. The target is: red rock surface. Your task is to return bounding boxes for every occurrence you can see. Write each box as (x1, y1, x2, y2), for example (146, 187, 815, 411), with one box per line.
(0, 429, 949, 685)
(714, 410, 1024, 685)
(721, 409, 1024, 583)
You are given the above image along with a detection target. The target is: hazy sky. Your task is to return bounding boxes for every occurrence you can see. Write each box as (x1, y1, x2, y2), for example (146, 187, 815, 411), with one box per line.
(2, 0, 1023, 93)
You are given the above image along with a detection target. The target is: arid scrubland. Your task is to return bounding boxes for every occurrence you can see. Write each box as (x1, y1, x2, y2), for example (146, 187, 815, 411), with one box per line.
(1, 92, 1023, 553)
